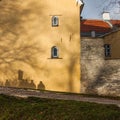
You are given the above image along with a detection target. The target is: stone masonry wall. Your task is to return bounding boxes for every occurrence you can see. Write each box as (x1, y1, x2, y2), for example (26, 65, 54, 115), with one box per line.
(81, 37, 120, 96)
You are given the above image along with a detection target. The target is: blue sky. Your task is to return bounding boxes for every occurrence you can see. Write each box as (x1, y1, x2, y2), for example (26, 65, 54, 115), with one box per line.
(81, 0, 120, 19)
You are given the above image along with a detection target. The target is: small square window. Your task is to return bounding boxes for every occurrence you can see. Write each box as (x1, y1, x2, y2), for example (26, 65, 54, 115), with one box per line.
(52, 16, 59, 27)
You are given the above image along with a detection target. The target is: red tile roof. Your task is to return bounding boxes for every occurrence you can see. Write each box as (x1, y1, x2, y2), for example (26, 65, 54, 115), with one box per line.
(81, 20, 112, 33)
(110, 20, 120, 27)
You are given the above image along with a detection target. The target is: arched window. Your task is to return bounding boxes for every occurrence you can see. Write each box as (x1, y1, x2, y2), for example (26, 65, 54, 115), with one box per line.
(51, 46, 59, 58)
(52, 16, 59, 27)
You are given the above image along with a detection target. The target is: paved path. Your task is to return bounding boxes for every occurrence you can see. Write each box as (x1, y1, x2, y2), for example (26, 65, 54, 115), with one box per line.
(0, 86, 120, 107)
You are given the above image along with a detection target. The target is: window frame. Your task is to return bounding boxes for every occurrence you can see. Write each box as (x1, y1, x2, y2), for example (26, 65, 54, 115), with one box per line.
(104, 44, 111, 57)
(52, 16, 59, 27)
(51, 46, 59, 58)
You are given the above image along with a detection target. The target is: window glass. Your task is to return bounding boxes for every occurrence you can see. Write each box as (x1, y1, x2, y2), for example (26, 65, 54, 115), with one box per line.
(104, 44, 111, 57)
(51, 46, 59, 58)
(52, 16, 59, 26)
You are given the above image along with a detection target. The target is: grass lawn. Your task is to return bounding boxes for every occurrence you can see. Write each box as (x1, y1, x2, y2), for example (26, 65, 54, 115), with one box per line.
(0, 94, 120, 120)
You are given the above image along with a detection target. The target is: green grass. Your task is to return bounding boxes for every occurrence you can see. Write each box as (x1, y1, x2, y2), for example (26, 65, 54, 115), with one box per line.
(0, 94, 120, 120)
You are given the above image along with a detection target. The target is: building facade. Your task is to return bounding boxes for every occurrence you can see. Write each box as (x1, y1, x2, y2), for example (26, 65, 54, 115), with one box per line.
(0, 0, 83, 93)
(104, 30, 120, 59)
(1, 0, 120, 96)
(81, 21, 120, 96)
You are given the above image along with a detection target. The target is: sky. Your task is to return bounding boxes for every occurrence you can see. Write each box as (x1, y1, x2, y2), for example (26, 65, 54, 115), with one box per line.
(81, 0, 120, 19)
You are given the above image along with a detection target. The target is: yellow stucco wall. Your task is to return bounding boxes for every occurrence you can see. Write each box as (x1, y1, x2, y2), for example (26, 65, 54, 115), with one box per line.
(0, 0, 81, 93)
(104, 30, 120, 59)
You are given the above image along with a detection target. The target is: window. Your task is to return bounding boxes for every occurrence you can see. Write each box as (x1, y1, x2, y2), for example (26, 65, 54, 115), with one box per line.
(52, 16, 59, 27)
(104, 44, 111, 57)
(91, 31, 96, 37)
(51, 46, 59, 58)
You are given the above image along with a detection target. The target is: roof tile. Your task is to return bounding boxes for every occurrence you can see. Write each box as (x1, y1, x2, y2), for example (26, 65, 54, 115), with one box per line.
(81, 20, 112, 33)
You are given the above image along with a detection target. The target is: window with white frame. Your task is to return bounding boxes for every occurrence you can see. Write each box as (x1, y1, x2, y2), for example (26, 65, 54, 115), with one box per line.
(51, 46, 59, 58)
(52, 16, 59, 27)
(104, 44, 111, 57)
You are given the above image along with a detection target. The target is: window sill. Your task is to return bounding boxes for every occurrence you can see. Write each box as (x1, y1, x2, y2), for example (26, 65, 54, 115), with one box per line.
(52, 25, 59, 27)
(48, 57, 63, 59)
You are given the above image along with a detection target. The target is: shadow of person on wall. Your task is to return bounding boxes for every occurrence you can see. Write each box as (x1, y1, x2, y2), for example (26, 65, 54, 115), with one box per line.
(18, 79, 36, 89)
(0, 81, 3, 86)
(37, 81, 45, 90)
(5, 79, 11, 87)
(29, 80, 36, 89)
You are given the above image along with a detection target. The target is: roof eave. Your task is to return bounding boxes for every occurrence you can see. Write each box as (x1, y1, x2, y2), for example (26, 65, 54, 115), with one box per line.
(99, 28, 120, 38)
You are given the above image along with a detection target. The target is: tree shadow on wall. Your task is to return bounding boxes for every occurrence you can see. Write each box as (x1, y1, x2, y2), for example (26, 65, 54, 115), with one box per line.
(0, 0, 46, 76)
(85, 62, 120, 94)
(53, 35, 80, 93)
(0, 1, 80, 92)
(68, 56, 78, 92)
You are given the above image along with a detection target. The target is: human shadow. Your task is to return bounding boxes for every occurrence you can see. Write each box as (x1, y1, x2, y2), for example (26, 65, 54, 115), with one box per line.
(37, 81, 45, 90)
(5, 79, 11, 87)
(18, 79, 36, 89)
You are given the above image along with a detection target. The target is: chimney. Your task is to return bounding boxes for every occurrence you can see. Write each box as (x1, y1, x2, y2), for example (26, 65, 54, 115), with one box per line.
(76, 0, 84, 6)
(102, 12, 110, 21)
(102, 12, 113, 28)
